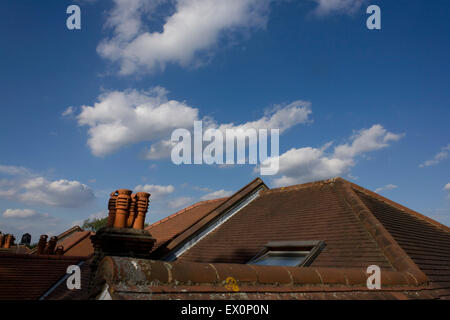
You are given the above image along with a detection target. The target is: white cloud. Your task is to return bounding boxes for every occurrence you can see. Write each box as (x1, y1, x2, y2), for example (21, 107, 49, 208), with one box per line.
(375, 184, 398, 193)
(0, 166, 95, 208)
(312, 0, 367, 15)
(260, 124, 403, 187)
(200, 189, 233, 200)
(0, 165, 30, 176)
(216, 100, 311, 133)
(134, 184, 175, 197)
(3, 209, 37, 219)
(77, 87, 199, 156)
(419, 144, 450, 168)
(76, 87, 312, 159)
(98, 0, 272, 74)
(62, 106, 75, 117)
(0, 211, 61, 244)
(168, 196, 194, 209)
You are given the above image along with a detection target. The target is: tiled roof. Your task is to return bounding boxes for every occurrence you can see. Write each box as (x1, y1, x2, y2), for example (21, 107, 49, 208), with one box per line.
(0, 252, 88, 300)
(57, 230, 94, 257)
(353, 187, 450, 297)
(146, 197, 229, 252)
(134, 176, 450, 299)
(177, 178, 394, 269)
(29, 225, 85, 255)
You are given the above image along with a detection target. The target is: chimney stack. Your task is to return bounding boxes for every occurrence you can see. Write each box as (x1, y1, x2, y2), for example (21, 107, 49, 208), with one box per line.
(37, 235, 48, 254)
(0, 233, 4, 248)
(89, 188, 155, 291)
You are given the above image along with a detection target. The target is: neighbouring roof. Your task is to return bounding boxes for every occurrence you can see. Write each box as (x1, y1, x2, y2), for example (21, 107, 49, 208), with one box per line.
(91, 177, 450, 300)
(28, 226, 94, 257)
(0, 252, 90, 300)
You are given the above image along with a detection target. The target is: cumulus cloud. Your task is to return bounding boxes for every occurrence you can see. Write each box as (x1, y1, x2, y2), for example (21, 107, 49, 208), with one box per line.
(98, 0, 272, 74)
(3, 209, 37, 219)
(76, 87, 312, 159)
(312, 0, 367, 15)
(77, 87, 199, 156)
(134, 184, 175, 197)
(0, 211, 60, 243)
(259, 124, 403, 187)
(0, 165, 95, 208)
(419, 144, 450, 168)
(375, 184, 398, 194)
(200, 189, 233, 200)
(168, 196, 194, 209)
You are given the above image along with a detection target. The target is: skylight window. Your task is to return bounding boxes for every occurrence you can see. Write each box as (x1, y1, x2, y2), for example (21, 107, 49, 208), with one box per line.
(247, 240, 325, 267)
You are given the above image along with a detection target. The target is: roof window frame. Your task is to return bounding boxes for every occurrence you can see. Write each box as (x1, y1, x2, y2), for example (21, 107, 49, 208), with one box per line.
(247, 240, 326, 267)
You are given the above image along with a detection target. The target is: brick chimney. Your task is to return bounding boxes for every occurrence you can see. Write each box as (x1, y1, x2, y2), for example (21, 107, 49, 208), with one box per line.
(37, 235, 48, 254)
(0, 233, 4, 248)
(89, 188, 155, 290)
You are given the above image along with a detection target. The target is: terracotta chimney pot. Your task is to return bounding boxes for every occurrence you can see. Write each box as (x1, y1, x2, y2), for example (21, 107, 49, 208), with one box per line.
(55, 245, 64, 255)
(113, 189, 132, 228)
(37, 235, 48, 254)
(106, 190, 118, 228)
(44, 236, 58, 254)
(4, 234, 12, 249)
(126, 194, 137, 228)
(132, 192, 150, 230)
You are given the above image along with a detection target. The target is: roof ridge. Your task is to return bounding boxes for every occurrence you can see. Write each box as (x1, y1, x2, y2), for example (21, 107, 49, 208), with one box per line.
(146, 197, 229, 230)
(0, 252, 89, 261)
(347, 180, 450, 233)
(334, 179, 428, 285)
(266, 177, 340, 194)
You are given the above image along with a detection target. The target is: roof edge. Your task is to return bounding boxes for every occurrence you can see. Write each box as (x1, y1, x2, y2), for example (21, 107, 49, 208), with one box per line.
(90, 256, 429, 299)
(152, 178, 268, 258)
(345, 178, 450, 233)
(334, 178, 428, 285)
(146, 197, 229, 230)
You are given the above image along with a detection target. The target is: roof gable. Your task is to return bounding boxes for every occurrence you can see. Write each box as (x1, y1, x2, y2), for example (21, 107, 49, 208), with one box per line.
(151, 177, 268, 259)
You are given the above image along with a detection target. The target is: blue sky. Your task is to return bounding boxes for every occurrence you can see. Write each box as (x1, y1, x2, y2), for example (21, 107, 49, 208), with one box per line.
(0, 0, 449, 242)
